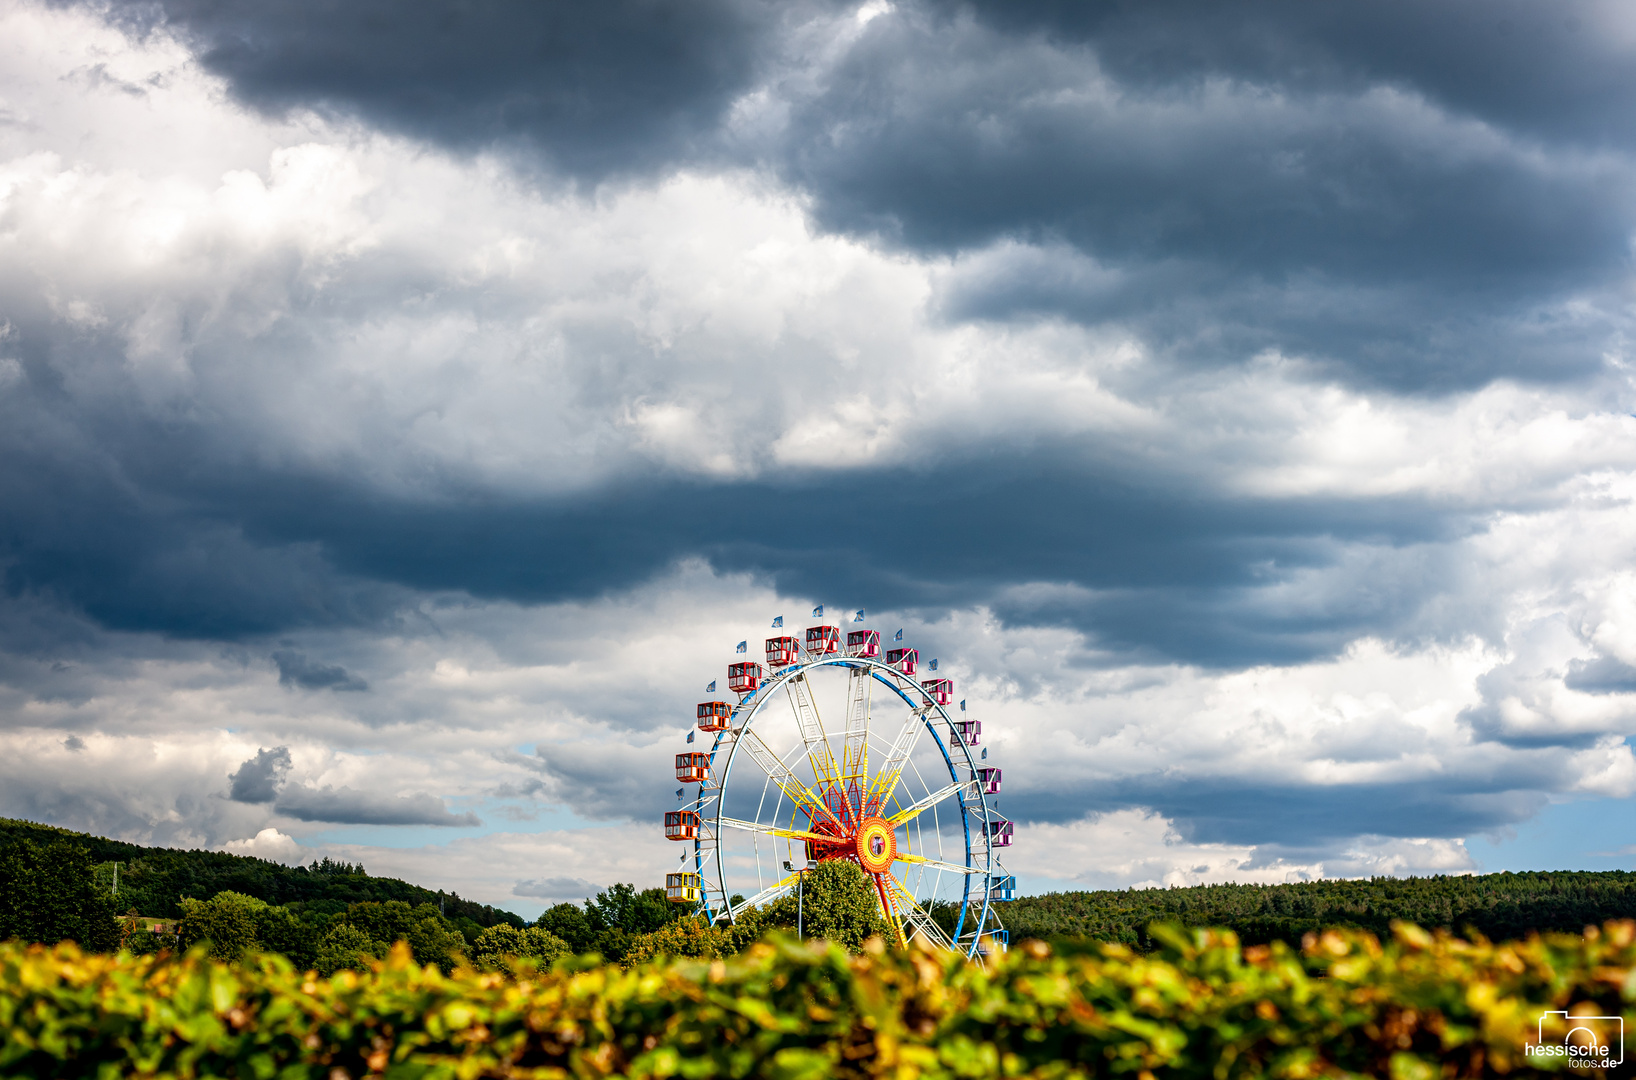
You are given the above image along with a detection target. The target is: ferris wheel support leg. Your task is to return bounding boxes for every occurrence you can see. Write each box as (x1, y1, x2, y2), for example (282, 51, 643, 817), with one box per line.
(871, 872, 909, 950)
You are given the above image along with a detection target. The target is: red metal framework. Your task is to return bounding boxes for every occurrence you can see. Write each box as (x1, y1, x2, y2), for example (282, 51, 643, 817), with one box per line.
(697, 701, 732, 732)
(846, 629, 880, 658)
(765, 636, 799, 666)
(806, 624, 841, 655)
(886, 648, 918, 675)
(664, 810, 699, 841)
(727, 662, 762, 694)
(922, 678, 953, 705)
(675, 752, 710, 783)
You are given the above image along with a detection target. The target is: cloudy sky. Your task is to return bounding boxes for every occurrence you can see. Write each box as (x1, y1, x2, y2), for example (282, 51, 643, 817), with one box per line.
(3, 0, 1636, 916)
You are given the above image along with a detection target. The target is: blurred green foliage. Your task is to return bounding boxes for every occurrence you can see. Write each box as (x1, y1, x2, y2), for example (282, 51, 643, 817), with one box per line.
(8, 919, 1636, 1077)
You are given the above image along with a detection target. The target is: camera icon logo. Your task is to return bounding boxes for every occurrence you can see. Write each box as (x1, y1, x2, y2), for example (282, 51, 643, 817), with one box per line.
(1527, 1011, 1624, 1068)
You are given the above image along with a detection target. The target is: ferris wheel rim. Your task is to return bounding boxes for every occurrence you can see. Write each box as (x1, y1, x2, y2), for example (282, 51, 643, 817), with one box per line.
(687, 652, 1000, 956)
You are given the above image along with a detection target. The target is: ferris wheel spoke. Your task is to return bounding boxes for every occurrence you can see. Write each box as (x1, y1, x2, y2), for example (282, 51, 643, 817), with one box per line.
(727, 874, 799, 919)
(786, 676, 841, 788)
(886, 779, 967, 827)
(737, 726, 846, 830)
(841, 666, 871, 784)
(867, 705, 932, 810)
(717, 816, 833, 844)
(894, 852, 986, 875)
(882, 873, 957, 951)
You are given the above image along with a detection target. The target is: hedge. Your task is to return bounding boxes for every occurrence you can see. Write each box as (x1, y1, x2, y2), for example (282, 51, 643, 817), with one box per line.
(4, 920, 1635, 1078)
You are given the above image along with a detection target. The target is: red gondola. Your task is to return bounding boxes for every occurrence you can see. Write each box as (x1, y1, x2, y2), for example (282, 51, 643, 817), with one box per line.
(765, 636, 799, 666)
(697, 701, 731, 732)
(675, 752, 710, 783)
(886, 648, 918, 675)
(846, 629, 880, 658)
(664, 810, 699, 841)
(727, 662, 762, 694)
(806, 625, 841, 655)
(987, 819, 1014, 847)
(922, 678, 953, 705)
(978, 766, 1001, 794)
(954, 718, 981, 746)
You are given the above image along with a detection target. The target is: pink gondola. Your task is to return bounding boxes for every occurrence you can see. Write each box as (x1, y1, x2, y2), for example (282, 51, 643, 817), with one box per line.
(886, 648, 918, 675)
(846, 629, 880, 658)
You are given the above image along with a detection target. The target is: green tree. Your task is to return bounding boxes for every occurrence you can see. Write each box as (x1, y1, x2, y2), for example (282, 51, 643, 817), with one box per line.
(175, 893, 260, 959)
(468, 924, 568, 970)
(0, 839, 120, 951)
(762, 860, 891, 952)
(587, 883, 677, 936)
(251, 903, 320, 970)
(314, 923, 385, 977)
(623, 916, 730, 966)
(534, 903, 594, 952)
(334, 900, 465, 971)
(406, 913, 466, 973)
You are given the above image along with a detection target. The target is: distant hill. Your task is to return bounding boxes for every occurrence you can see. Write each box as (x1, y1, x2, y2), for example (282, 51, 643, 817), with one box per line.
(0, 818, 523, 933)
(994, 871, 1636, 947)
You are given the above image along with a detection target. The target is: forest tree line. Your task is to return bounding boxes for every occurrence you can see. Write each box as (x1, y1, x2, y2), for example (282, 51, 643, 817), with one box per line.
(992, 870, 1636, 946)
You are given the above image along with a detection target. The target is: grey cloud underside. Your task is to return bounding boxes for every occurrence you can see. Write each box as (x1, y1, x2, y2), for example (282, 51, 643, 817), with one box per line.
(513, 876, 599, 901)
(87, 0, 1636, 393)
(1565, 656, 1636, 696)
(97, 0, 815, 179)
(272, 650, 367, 692)
(1001, 775, 1551, 848)
(1, 449, 1479, 668)
(228, 745, 292, 803)
(273, 785, 480, 827)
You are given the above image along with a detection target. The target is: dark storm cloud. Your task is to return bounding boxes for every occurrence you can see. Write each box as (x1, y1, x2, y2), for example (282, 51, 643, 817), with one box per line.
(228, 745, 292, 803)
(0, 415, 1482, 666)
(274, 785, 481, 826)
(227, 458, 1477, 669)
(272, 650, 367, 692)
(770, 1, 1635, 391)
(1000, 774, 1550, 848)
(98, 0, 811, 179)
(94, 0, 1636, 392)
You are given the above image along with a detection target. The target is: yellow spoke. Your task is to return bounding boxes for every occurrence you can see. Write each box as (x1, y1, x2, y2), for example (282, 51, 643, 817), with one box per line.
(882, 873, 957, 950)
(717, 817, 835, 845)
(894, 851, 985, 875)
(887, 779, 965, 827)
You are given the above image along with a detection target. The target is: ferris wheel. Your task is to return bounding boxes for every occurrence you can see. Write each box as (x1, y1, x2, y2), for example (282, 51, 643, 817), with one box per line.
(663, 610, 1012, 958)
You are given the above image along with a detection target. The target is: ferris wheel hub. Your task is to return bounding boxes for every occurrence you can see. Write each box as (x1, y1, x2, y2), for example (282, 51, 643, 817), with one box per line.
(853, 815, 897, 874)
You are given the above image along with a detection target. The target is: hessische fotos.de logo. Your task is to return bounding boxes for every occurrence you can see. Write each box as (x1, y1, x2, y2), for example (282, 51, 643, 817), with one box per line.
(1527, 1011, 1624, 1069)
